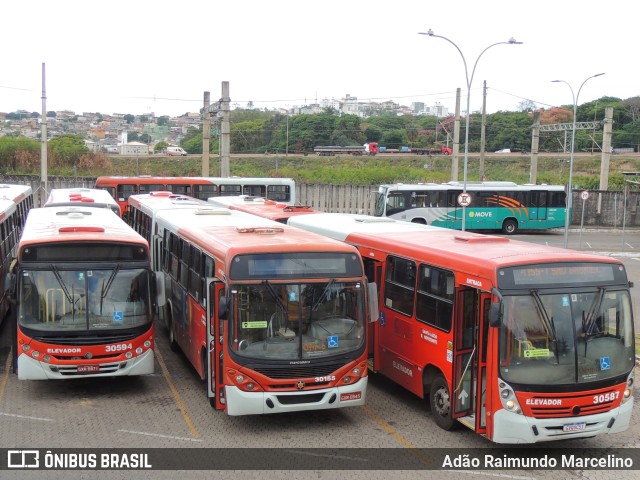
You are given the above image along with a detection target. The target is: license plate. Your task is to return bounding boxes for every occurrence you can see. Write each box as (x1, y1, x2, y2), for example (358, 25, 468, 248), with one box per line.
(77, 365, 100, 373)
(340, 392, 362, 402)
(562, 422, 586, 432)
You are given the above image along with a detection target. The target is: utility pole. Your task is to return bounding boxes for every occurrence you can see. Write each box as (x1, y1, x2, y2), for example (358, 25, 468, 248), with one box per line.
(529, 110, 540, 184)
(40, 62, 48, 205)
(202, 91, 210, 177)
(479, 80, 487, 179)
(220, 81, 231, 177)
(451, 88, 461, 182)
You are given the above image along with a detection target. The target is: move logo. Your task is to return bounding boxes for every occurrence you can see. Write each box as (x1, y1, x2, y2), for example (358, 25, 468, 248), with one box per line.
(469, 211, 492, 218)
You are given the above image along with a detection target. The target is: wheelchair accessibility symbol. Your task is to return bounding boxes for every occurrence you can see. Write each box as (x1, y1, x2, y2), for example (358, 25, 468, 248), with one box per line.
(327, 336, 339, 348)
(600, 356, 610, 371)
(113, 311, 124, 323)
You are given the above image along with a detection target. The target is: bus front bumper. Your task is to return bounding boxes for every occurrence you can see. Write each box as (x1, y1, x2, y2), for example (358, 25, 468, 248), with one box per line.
(491, 399, 634, 443)
(16, 350, 155, 380)
(224, 377, 367, 415)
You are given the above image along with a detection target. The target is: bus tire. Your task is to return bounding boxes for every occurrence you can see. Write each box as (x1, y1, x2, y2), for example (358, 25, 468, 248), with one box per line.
(167, 309, 179, 352)
(429, 375, 456, 430)
(411, 218, 427, 225)
(502, 218, 518, 235)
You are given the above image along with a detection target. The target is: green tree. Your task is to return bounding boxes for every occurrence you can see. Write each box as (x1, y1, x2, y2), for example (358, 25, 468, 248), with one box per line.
(48, 134, 89, 171)
(127, 132, 140, 142)
(157, 116, 170, 126)
(46, 111, 57, 118)
(124, 114, 135, 124)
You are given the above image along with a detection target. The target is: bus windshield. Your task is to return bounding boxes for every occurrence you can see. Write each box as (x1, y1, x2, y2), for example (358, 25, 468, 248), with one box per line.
(498, 290, 635, 386)
(18, 268, 152, 333)
(230, 281, 365, 360)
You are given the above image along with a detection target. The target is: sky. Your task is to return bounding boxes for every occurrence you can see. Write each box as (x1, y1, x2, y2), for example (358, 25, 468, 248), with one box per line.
(2, 1, 638, 118)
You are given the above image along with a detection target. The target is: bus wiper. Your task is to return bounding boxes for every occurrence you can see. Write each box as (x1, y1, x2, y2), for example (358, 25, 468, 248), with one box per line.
(262, 280, 287, 315)
(51, 265, 74, 306)
(582, 288, 605, 356)
(583, 288, 605, 337)
(99, 266, 121, 315)
(530, 290, 559, 364)
(311, 279, 335, 312)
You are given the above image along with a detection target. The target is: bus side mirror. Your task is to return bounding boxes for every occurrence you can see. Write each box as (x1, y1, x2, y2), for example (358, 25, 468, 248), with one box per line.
(489, 302, 503, 327)
(367, 282, 379, 323)
(218, 296, 228, 320)
(154, 272, 166, 307)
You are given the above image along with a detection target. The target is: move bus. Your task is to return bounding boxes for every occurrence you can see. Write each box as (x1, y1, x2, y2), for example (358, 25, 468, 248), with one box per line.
(374, 182, 567, 234)
(127, 193, 376, 415)
(287, 213, 635, 443)
(207, 195, 318, 224)
(95, 176, 296, 218)
(45, 187, 121, 216)
(0, 183, 34, 322)
(5, 205, 157, 379)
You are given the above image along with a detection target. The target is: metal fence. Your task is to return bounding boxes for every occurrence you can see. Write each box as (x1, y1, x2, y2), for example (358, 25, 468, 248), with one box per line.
(2, 174, 640, 227)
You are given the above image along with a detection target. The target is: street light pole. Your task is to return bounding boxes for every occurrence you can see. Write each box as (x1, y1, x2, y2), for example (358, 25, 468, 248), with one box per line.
(552, 73, 605, 248)
(419, 30, 522, 231)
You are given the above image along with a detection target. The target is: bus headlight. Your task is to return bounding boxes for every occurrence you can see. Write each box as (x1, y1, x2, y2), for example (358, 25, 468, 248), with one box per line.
(43, 354, 51, 363)
(622, 372, 635, 403)
(32, 351, 40, 359)
(498, 379, 522, 414)
(135, 347, 143, 355)
(236, 375, 245, 383)
(353, 368, 361, 376)
(143, 340, 152, 348)
(343, 376, 352, 384)
(125, 351, 133, 359)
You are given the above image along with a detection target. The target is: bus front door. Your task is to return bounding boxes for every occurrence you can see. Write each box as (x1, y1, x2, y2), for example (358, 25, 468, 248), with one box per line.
(529, 191, 548, 221)
(452, 288, 490, 435)
(206, 279, 225, 410)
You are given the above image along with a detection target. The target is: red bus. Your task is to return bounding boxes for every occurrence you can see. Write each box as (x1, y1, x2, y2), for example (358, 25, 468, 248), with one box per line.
(0, 183, 33, 322)
(45, 187, 121, 216)
(207, 195, 318, 224)
(127, 193, 376, 415)
(6, 205, 157, 379)
(95, 176, 296, 218)
(287, 213, 635, 443)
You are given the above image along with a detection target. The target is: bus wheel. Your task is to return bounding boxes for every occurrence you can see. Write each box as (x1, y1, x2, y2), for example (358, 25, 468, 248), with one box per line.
(502, 219, 518, 235)
(429, 375, 456, 430)
(411, 218, 427, 225)
(167, 310, 179, 352)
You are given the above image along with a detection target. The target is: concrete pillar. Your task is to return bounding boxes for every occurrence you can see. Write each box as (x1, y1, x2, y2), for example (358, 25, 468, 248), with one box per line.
(598, 106, 614, 214)
(220, 82, 231, 177)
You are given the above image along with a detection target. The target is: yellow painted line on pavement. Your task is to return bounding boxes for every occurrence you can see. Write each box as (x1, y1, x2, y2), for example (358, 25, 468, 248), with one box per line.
(362, 405, 433, 466)
(155, 347, 199, 439)
(0, 348, 12, 400)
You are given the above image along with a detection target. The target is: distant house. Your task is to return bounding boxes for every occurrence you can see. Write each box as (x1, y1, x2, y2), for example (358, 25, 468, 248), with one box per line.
(119, 141, 149, 155)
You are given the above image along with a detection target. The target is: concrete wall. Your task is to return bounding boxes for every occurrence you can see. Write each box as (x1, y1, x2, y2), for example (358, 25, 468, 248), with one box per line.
(2, 174, 640, 227)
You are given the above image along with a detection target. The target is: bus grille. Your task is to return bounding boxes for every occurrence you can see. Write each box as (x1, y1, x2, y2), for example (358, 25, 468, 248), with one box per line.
(31, 334, 138, 346)
(250, 362, 345, 379)
(527, 392, 617, 418)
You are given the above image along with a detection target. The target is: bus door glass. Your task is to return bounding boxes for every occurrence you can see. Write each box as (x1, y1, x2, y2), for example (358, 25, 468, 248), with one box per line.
(452, 288, 479, 421)
(530, 191, 548, 220)
(447, 190, 462, 226)
(206, 280, 225, 409)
